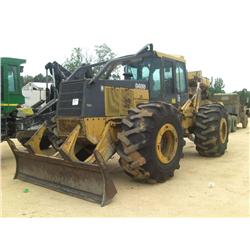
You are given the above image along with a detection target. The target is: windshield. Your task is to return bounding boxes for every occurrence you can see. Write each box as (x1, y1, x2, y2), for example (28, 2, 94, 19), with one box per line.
(99, 58, 153, 81)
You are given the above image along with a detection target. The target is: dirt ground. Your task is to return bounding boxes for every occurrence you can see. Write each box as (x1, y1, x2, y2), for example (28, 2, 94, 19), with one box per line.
(1, 122, 249, 217)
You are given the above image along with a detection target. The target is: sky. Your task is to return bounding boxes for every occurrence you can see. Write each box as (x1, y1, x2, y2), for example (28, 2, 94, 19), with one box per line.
(1, 0, 249, 92)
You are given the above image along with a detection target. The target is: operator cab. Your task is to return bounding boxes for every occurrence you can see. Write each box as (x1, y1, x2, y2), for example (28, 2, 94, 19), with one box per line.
(1, 57, 26, 114)
(97, 49, 188, 106)
(56, 44, 189, 118)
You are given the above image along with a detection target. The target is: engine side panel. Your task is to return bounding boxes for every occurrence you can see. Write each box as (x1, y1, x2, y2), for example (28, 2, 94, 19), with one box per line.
(56, 79, 149, 118)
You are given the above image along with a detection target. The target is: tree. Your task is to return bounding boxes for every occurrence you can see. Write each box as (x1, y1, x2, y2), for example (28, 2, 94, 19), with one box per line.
(23, 74, 53, 85)
(33, 73, 46, 82)
(214, 78, 225, 92)
(23, 75, 34, 85)
(63, 48, 84, 72)
(94, 44, 116, 75)
(31, 73, 52, 83)
(236, 88, 250, 106)
(94, 43, 116, 62)
(63, 44, 116, 72)
(208, 77, 225, 95)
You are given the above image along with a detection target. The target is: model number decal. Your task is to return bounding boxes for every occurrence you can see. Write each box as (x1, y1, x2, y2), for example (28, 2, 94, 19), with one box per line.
(135, 83, 146, 89)
(72, 98, 79, 106)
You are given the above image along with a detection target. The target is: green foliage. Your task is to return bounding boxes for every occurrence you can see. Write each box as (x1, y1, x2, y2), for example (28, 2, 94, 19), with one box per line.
(24, 74, 53, 84)
(24, 44, 116, 86)
(33, 73, 46, 82)
(235, 88, 250, 107)
(214, 78, 225, 92)
(94, 43, 116, 62)
(63, 44, 116, 72)
(208, 77, 225, 95)
(94, 44, 116, 74)
(33, 74, 53, 83)
(23, 75, 34, 85)
(63, 48, 85, 72)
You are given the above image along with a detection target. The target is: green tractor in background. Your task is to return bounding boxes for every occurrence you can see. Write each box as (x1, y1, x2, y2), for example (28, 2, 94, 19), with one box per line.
(1, 56, 77, 146)
(0, 57, 31, 140)
(210, 92, 249, 132)
(1, 57, 55, 146)
(237, 88, 250, 117)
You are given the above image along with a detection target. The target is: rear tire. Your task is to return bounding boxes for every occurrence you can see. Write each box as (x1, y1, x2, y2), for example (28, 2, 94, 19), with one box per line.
(242, 114, 248, 128)
(228, 115, 232, 133)
(117, 102, 185, 183)
(231, 116, 237, 132)
(194, 104, 229, 157)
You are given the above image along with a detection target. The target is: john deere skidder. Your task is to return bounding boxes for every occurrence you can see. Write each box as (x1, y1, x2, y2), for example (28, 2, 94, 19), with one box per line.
(7, 44, 229, 206)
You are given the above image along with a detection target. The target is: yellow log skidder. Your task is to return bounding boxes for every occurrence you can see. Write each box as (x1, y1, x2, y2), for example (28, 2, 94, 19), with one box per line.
(7, 44, 229, 206)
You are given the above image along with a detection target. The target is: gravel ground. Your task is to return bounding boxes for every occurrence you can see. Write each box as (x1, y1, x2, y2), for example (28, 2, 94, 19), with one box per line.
(1, 121, 249, 217)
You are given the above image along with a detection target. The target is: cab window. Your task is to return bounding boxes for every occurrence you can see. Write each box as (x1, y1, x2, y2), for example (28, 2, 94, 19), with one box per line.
(176, 62, 187, 93)
(125, 64, 150, 81)
(8, 66, 18, 92)
(101, 59, 151, 81)
(149, 59, 161, 98)
(1, 66, 4, 100)
(125, 58, 162, 98)
(141, 66, 150, 80)
(163, 61, 174, 93)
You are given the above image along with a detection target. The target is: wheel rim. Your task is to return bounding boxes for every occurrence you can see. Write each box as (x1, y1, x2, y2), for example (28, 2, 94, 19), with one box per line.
(156, 123, 178, 164)
(220, 118, 227, 143)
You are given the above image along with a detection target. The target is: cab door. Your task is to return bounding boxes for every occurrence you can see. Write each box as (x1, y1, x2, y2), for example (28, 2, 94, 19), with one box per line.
(162, 59, 177, 105)
(2, 62, 25, 114)
(174, 61, 189, 106)
(6, 64, 20, 113)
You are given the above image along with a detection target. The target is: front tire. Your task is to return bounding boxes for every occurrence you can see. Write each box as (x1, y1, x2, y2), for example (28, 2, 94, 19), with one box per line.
(117, 102, 185, 183)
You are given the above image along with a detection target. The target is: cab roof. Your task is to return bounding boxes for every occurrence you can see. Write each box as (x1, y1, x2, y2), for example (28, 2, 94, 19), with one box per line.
(135, 44, 185, 63)
(0, 57, 26, 65)
(155, 51, 186, 63)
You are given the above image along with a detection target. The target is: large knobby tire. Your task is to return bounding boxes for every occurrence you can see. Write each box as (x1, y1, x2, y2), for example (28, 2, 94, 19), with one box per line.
(117, 102, 185, 183)
(242, 114, 248, 128)
(227, 115, 232, 133)
(194, 103, 229, 157)
(231, 116, 237, 132)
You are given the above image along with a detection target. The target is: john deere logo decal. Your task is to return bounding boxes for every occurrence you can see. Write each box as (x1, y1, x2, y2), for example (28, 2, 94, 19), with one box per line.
(135, 83, 146, 89)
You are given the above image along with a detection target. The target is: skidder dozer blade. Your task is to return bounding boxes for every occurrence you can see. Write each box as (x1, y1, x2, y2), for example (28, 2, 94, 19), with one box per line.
(7, 123, 117, 207)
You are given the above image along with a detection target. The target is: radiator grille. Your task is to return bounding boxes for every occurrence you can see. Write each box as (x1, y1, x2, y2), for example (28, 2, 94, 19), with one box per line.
(57, 81, 83, 116)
